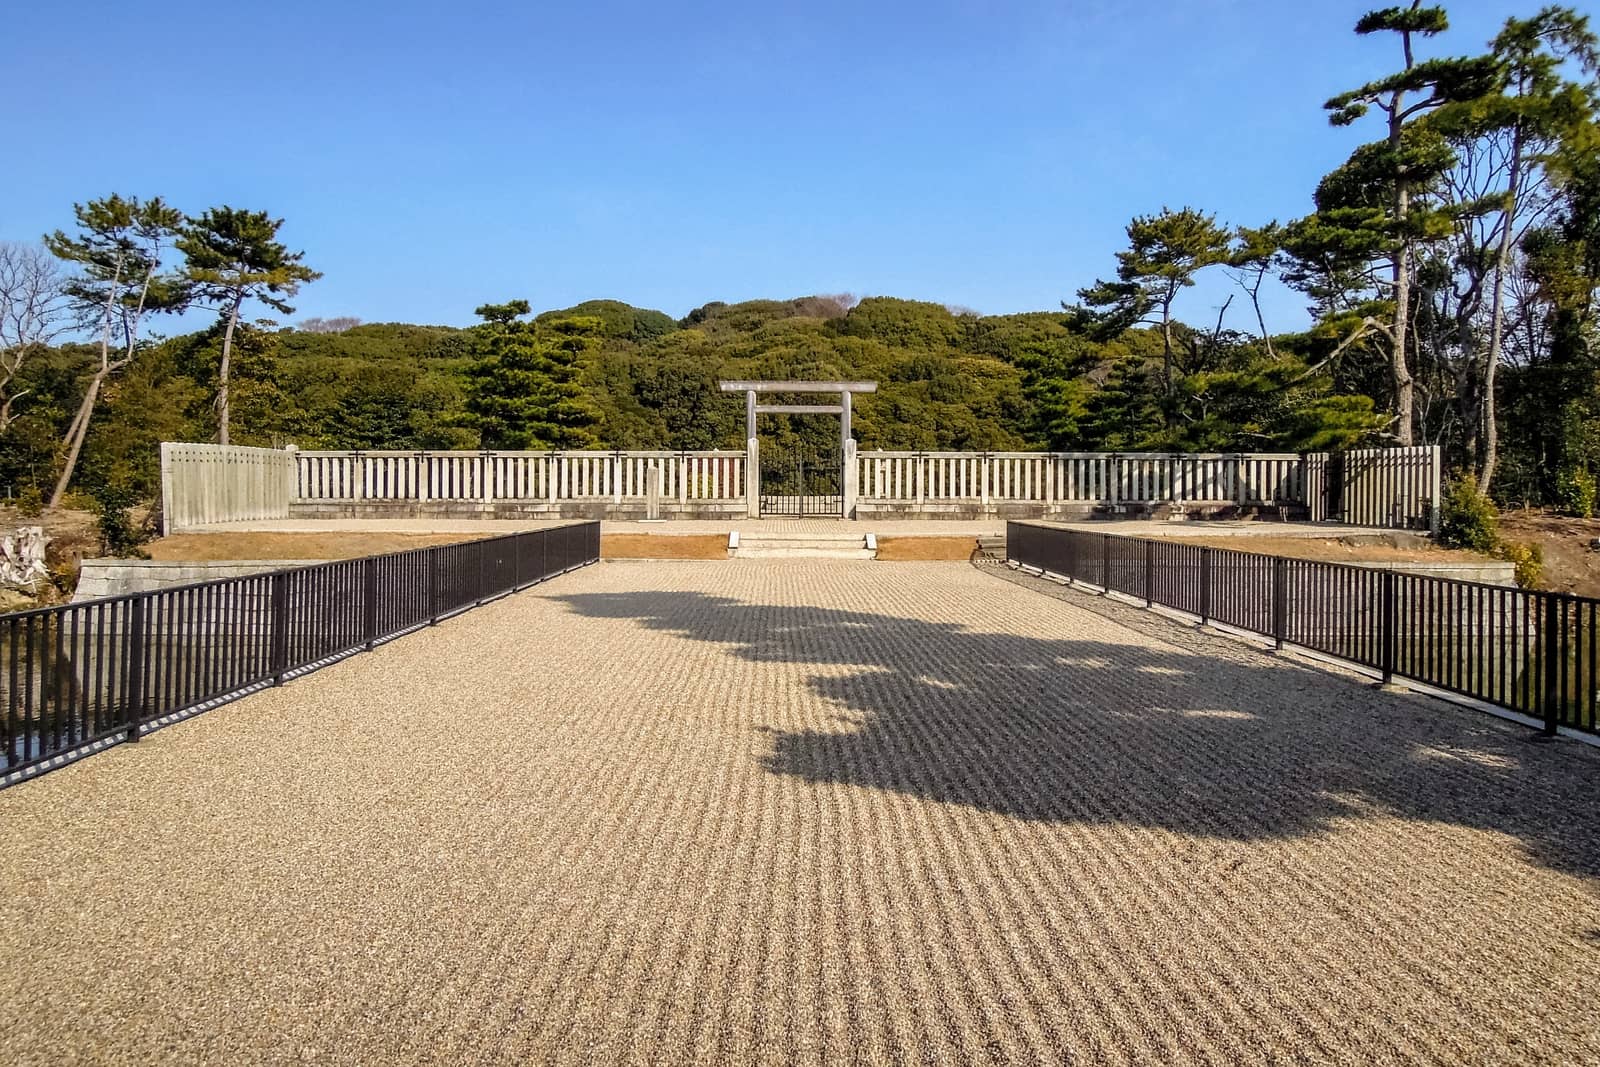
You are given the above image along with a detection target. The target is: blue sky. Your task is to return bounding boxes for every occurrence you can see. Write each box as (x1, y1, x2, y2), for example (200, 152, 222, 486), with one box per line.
(2, 0, 1537, 333)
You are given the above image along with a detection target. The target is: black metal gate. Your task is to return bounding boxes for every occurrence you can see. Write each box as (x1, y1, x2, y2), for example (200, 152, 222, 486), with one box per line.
(760, 440, 842, 517)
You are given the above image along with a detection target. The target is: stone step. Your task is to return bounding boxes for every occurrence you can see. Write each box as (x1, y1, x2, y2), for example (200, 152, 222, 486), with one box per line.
(975, 535, 1007, 559)
(736, 547, 878, 560)
(734, 531, 875, 560)
(741, 536, 867, 549)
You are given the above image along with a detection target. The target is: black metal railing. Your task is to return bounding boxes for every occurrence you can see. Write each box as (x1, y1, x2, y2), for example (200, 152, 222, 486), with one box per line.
(1007, 522, 1599, 737)
(1, 522, 601, 783)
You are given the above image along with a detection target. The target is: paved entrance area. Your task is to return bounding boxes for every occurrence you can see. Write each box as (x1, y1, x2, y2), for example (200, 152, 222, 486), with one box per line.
(2, 561, 1598, 1065)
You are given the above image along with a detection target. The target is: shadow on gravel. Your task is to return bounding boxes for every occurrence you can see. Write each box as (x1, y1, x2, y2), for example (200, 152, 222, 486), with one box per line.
(554, 588, 1600, 882)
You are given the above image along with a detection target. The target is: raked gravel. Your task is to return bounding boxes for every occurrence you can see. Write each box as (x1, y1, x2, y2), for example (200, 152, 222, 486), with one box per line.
(2, 559, 1598, 1066)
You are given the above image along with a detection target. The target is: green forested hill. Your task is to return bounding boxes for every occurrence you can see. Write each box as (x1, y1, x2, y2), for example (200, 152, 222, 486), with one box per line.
(0, 293, 1390, 505)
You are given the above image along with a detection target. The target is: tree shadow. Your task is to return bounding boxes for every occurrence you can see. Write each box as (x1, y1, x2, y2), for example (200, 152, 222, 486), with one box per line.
(553, 585, 1600, 881)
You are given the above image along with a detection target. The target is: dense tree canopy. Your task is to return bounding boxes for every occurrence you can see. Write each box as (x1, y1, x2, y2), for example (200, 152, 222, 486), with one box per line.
(0, 292, 1400, 506)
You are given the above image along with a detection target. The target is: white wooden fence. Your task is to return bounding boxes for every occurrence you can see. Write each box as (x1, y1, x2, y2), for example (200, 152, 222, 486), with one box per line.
(1304, 445, 1442, 529)
(161, 443, 1442, 531)
(160, 443, 296, 533)
(294, 450, 746, 504)
(856, 452, 1311, 507)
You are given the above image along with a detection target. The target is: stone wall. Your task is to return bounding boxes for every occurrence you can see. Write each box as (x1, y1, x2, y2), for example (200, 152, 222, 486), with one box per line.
(72, 559, 330, 603)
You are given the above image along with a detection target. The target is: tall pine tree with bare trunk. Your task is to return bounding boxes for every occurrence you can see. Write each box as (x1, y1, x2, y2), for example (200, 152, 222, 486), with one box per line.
(178, 208, 320, 445)
(1322, 2, 1499, 445)
(1072, 206, 1233, 428)
(43, 195, 188, 507)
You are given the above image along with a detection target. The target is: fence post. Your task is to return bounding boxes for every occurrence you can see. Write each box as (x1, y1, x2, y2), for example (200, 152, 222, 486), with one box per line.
(1272, 556, 1287, 651)
(1199, 547, 1212, 626)
(1544, 594, 1563, 737)
(1143, 539, 1154, 607)
(363, 555, 378, 651)
(125, 597, 147, 742)
(512, 531, 523, 589)
(1428, 446, 1443, 536)
(476, 538, 487, 605)
(428, 548, 442, 625)
(1101, 533, 1111, 595)
(1379, 570, 1396, 685)
(270, 571, 290, 685)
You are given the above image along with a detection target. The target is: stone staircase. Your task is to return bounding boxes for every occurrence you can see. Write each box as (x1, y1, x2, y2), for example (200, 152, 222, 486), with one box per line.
(731, 530, 877, 560)
(975, 534, 1007, 562)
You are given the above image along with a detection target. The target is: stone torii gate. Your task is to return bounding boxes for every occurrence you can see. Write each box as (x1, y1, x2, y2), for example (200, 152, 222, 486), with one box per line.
(718, 380, 878, 519)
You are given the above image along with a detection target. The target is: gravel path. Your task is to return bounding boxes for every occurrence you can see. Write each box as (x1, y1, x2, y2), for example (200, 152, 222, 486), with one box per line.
(2, 560, 1598, 1065)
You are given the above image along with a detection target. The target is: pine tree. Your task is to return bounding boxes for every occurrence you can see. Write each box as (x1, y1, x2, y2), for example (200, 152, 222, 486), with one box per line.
(178, 208, 320, 445)
(465, 301, 599, 449)
(1072, 206, 1233, 425)
(43, 195, 188, 506)
(1314, 1, 1500, 444)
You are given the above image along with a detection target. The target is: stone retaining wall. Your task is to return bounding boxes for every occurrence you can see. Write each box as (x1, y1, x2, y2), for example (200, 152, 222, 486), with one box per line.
(72, 559, 331, 603)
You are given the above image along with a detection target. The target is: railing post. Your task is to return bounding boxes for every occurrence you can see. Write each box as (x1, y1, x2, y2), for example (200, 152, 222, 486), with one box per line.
(363, 555, 378, 651)
(1199, 547, 1212, 626)
(125, 597, 147, 742)
(476, 537, 487, 605)
(1544, 593, 1563, 737)
(428, 547, 442, 625)
(1272, 556, 1287, 651)
(1379, 570, 1396, 685)
(1143, 539, 1154, 607)
(1101, 533, 1111, 595)
(270, 571, 290, 684)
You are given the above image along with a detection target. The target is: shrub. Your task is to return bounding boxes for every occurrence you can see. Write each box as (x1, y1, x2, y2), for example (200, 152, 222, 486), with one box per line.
(1493, 540, 1544, 589)
(1437, 475, 1500, 553)
(13, 485, 43, 517)
(1436, 474, 1546, 588)
(88, 482, 153, 559)
(1555, 467, 1597, 518)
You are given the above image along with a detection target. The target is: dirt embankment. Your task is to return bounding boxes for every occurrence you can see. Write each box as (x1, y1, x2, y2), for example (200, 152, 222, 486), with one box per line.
(874, 536, 980, 561)
(1498, 511, 1600, 598)
(1171, 534, 1492, 566)
(601, 534, 727, 560)
(146, 531, 489, 561)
